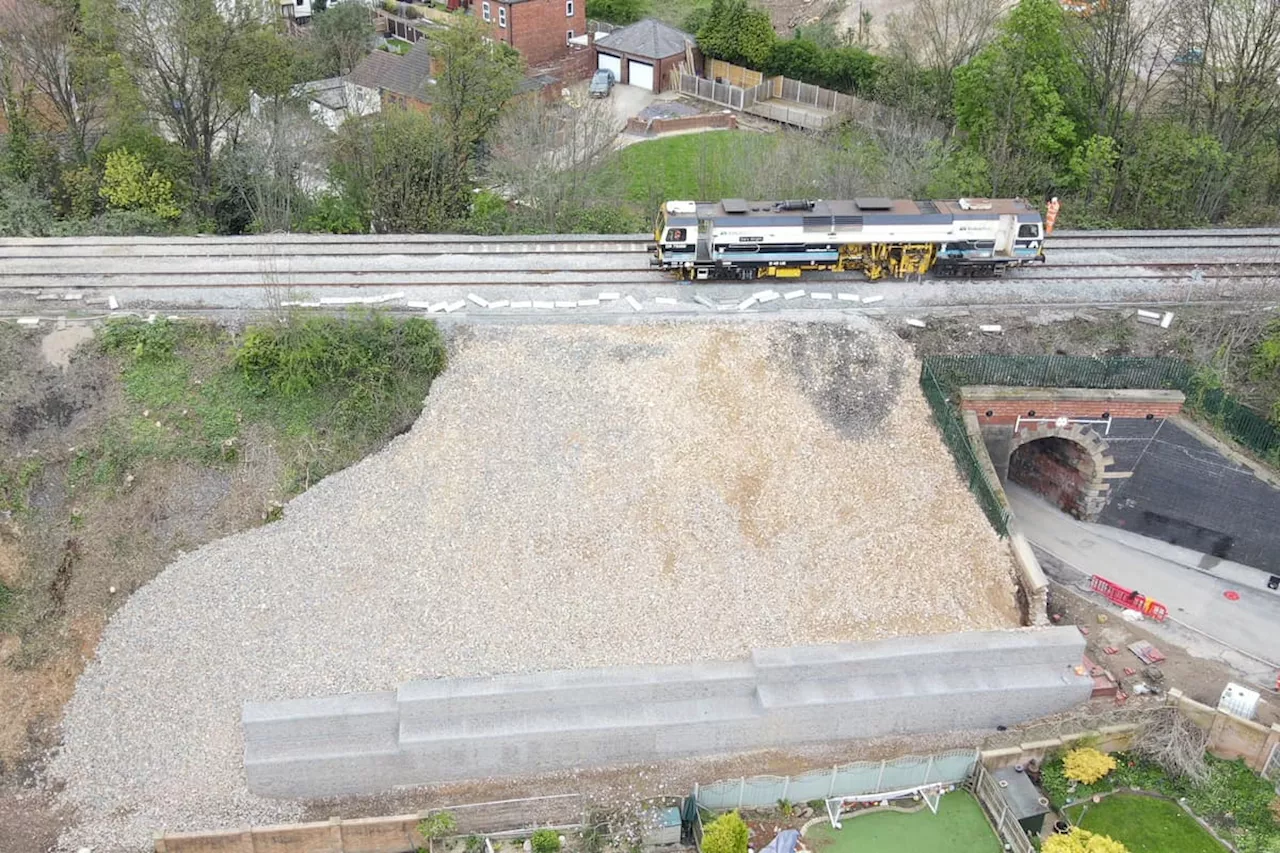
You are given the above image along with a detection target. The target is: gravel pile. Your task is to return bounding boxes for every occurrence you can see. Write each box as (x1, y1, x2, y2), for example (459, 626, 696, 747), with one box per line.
(51, 319, 1018, 852)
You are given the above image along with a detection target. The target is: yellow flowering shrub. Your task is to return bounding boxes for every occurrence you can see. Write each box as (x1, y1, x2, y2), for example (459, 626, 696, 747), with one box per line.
(1063, 747, 1118, 785)
(1044, 827, 1129, 853)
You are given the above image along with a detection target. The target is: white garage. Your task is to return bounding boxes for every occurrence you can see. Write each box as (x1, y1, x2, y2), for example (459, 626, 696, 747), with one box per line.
(627, 59, 655, 92)
(597, 52, 622, 80)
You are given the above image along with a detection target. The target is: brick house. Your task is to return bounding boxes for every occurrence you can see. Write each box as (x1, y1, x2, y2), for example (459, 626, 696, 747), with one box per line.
(592, 19, 699, 93)
(348, 41, 436, 112)
(471, 0, 585, 67)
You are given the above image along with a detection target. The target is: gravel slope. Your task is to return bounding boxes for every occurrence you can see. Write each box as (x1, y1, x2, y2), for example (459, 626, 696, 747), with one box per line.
(51, 319, 1018, 851)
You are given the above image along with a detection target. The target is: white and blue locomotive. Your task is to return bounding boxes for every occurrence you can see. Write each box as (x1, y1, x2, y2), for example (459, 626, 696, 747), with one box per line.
(651, 197, 1046, 280)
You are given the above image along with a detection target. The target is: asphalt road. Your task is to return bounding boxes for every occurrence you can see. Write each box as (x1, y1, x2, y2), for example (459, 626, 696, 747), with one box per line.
(1006, 483, 1280, 681)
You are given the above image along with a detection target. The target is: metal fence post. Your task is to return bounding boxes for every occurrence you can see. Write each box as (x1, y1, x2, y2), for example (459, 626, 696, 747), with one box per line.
(876, 760, 885, 791)
(923, 755, 934, 785)
(781, 777, 790, 803)
(828, 765, 837, 796)
(738, 777, 745, 809)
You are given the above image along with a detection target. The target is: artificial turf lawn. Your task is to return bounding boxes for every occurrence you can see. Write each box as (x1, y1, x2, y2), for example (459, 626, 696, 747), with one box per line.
(805, 792, 1001, 853)
(1064, 793, 1227, 853)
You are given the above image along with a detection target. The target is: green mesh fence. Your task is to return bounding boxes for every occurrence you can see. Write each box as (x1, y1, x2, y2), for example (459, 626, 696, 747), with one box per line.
(918, 355, 1280, 532)
(920, 365, 1010, 537)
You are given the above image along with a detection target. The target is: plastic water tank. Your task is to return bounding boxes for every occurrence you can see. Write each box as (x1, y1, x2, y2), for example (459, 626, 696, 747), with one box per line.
(1218, 683, 1260, 720)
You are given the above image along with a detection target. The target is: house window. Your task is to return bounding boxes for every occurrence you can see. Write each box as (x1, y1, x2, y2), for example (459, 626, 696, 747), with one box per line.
(566, 0, 573, 15)
(498, 6, 506, 26)
(566, 29, 574, 44)
(481, 1, 490, 21)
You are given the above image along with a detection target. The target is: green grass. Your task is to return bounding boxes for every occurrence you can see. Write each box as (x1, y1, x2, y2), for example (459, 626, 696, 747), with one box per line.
(1065, 794, 1226, 853)
(806, 792, 1001, 853)
(598, 131, 780, 206)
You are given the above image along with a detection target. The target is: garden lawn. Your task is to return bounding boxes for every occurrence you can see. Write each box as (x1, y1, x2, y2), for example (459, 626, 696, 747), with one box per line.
(1065, 794, 1226, 853)
(805, 792, 1001, 853)
(598, 131, 780, 204)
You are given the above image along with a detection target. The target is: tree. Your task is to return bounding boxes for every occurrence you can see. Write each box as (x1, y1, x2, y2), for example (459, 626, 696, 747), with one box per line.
(1043, 827, 1128, 853)
(416, 811, 456, 853)
(700, 811, 749, 853)
(101, 0, 289, 209)
(333, 108, 472, 233)
(585, 0, 647, 25)
(0, 0, 109, 164)
(99, 148, 182, 219)
(1063, 747, 1118, 785)
(428, 17, 523, 175)
(953, 0, 1087, 195)
(310, 2, 376, 76)
(883, 0, 1004, 118)
(697, 0, 777, 68)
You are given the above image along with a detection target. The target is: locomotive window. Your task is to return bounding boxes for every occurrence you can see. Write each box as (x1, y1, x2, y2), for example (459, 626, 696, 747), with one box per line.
(1018, 224, 1040, 238)
(665, 228, 687, 242)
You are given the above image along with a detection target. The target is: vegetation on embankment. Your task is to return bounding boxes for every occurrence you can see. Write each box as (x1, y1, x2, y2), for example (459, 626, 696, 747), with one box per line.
(0, 313, 446, 766)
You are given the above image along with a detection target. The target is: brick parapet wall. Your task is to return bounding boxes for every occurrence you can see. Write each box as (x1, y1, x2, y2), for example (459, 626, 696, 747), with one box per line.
(959, 386, 1185, 426)
(624, 112, 737, 136)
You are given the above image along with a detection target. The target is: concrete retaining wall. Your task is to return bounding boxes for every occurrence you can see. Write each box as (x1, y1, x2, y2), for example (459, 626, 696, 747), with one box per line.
(244, 629, 1093, 799)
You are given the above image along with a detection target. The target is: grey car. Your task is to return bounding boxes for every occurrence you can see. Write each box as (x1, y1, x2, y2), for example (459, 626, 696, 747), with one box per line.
(589, 69, 615, 98)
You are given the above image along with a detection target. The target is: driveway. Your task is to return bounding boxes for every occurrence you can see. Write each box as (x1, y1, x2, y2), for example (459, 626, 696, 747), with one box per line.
(1007, 483, 1280, 683)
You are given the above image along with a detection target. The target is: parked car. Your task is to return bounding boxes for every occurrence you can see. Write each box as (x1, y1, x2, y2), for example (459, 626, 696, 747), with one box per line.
(589, 69, 615, 98)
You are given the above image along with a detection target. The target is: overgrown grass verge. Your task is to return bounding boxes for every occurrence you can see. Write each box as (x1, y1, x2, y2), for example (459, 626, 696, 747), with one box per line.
(1041, 752, 1279, 853)
(79, 312, 447, 495)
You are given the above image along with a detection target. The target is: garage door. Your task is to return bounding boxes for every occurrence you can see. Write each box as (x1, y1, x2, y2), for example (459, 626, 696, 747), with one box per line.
(597, 52, 622, 79)
(628, 59, 655, 91)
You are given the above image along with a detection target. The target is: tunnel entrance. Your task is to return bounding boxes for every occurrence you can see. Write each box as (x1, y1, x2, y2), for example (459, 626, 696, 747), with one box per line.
(1009, 436, 1098, 519)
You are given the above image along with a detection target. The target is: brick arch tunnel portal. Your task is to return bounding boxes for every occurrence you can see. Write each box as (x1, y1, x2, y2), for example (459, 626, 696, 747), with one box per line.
(1009, 431, 1107, 520)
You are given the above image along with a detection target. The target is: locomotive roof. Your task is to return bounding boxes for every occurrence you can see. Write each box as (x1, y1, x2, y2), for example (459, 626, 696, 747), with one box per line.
(663, 198, 1041, 224)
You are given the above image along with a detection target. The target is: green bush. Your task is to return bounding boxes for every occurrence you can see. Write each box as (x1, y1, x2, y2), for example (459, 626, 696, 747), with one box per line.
(701, 811, 749, 853)
(585, 0, 647, 24)
(530, 829, 561, 853)
(100, 317, 182, 362)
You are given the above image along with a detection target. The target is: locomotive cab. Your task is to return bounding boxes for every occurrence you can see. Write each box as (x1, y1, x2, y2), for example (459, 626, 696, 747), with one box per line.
(652, 201, 700, 270)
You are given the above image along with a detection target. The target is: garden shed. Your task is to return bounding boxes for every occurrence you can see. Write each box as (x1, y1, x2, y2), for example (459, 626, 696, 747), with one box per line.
(993, 767, 1051, 836)
(592, 18, 700, 93)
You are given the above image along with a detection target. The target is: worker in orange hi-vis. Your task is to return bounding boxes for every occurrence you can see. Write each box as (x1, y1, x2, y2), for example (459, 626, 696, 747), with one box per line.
(1045, 197, 1061, 235)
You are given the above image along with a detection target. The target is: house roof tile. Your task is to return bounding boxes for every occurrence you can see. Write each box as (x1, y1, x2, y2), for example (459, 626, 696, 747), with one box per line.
(594, 18, 692, 60)
(348, 41, 434, 102)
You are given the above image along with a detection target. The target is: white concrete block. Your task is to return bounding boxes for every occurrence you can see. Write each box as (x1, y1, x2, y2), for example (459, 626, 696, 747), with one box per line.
(108, 295, 119, 310)
(811, 292, 833, 300)
(488, 300, 511, 309)
(555, 300, 577, 308)
(754, 290, 780, 303)
(837, 293, 860, 302)
(599, 292, 621, 301)
(737, 296, 758, 311)
(16, 317, 40, 326)
(693, 295, 716, 309)
(533, 300, 555, 309)
(654, 296, 677, 305)
(511, 300, 532, 308)
(1161, 311, 1174, 329)
(980, 324, 1003, 334)
(428, 302, 448, 313)
(783, 290, 806, 300)
(468, 294, 489, 308)
(577, 299, 600, 307)
(626, 295, 643, 312)
(63, 293, 84, 301)
(444, 301, 466, 313)
(1136, 309, 1162, 320)
(368, 292, 405, 304)
(146, 314, 157, 324)
(36, 294, 59, 301)
(906, 318, 926, 328)
(861, 295, 884, 304)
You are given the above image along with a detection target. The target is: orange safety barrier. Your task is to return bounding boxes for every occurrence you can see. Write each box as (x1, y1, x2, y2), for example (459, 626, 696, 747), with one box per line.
(1089, 574, 1167, 621)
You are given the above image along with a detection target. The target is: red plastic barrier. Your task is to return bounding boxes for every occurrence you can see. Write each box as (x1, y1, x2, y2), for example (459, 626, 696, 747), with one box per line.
(1089, 575, 1167, 621)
